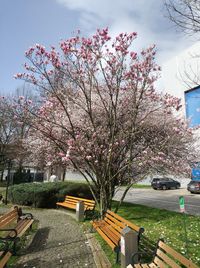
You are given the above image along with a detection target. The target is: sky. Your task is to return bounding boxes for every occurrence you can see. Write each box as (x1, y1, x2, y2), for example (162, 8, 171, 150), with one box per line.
(0, 0, 194, 94)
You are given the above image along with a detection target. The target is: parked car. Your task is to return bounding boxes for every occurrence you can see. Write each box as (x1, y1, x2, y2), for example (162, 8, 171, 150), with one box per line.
(187, 180, 200, 194)
(151, 178, 181, 190)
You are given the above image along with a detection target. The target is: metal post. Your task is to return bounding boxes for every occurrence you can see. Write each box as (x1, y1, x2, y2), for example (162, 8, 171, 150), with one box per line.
(183, 212, 189, 257)
(5, 160, 11, 205)
(76, 201, 84, 222)
(121, 227, 138, 268)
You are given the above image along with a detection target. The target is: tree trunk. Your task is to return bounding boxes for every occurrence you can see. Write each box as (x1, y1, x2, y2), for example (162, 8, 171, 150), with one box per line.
(114, 183, 133, 213)
(62, 168, 66, 181)
(0, 169, 4, 182)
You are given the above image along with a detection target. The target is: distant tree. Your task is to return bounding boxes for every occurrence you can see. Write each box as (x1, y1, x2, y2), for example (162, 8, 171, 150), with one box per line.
(15, 28, 197, 215)
(0, 87, 35, 182)
(165, 0, 200, 35)
(0, 97, 16, 180)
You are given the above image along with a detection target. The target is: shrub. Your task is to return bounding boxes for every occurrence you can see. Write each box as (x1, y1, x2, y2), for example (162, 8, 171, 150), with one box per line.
(8, 181, 93, 208)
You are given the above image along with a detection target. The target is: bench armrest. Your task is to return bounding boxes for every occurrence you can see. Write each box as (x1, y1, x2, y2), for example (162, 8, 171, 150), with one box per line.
(0, 228, 18, 239)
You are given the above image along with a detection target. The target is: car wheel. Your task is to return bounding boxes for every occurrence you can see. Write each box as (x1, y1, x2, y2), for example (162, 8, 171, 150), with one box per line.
(153, 187, 157, 190)
(162, 185, 167, 190)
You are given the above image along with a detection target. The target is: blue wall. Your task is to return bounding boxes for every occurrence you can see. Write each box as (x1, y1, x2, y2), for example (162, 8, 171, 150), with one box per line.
(185, 86, 200, 127)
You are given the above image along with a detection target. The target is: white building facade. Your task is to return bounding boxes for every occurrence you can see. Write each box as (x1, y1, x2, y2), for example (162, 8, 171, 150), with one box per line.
(162, 42, 200, 184)
(162, 42, 200, 120)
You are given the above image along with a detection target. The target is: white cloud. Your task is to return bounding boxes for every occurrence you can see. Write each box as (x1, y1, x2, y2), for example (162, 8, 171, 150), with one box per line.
(56, 0, 193, 66)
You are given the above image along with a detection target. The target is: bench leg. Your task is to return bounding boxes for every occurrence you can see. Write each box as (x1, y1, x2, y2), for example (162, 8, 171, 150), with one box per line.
(115, 247, 120, 264)
(12, 237, 20, 255)
(90, 225, 96, 233)
(13, 240, 17, 255)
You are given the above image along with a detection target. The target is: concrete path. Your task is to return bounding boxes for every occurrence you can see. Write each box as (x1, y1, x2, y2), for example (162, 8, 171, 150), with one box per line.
(1, 208, 96, 268)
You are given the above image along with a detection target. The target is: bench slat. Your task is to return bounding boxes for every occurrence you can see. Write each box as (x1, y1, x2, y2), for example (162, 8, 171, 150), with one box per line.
(134, 264, 143, 268)
(8, 219, 33, 238)
(62, 200, 77, 206)
(0, 208, 18, 219)
(66, 196, 95, 204)
(57, 195, 95, 212)
(104, 217, 123, 234)
(100, 225, 120, 245)
(93, 218, 121, 241)
(16, 219, 34, 237)
(92, 221, 119, 246)
(64, 199, 77, 204)
(148, 263, 157, 268)
(105, 213, 126, 229)
(97, 219, 121, 238)
(107, 210, 141, 233)
(0, 211, 18, 228)
(158, 241, 199, 268)
(57, 202, 93, 211)
(0, 251, 12, 268)
(156, 248, 181, 268)
(95, 226, 117, 250)
(154, 256, 168, 268)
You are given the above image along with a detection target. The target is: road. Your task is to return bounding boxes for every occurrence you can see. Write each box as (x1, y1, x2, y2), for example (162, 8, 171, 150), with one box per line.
(113, 188, 200, 216)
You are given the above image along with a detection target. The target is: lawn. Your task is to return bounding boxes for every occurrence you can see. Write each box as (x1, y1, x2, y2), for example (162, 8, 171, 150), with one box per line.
(94, 201, 200, 267)
(132, 184, 151, 189)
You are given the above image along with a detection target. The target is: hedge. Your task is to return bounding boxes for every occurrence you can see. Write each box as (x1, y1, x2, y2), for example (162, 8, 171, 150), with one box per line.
(8, 181, 93, 208)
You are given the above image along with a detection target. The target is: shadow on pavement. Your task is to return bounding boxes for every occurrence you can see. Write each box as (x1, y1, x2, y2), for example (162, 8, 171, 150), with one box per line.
(25, 227, 50, 254)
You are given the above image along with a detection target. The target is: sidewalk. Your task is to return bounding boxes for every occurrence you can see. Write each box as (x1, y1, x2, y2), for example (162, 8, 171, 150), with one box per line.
(6, 208, 96, 268)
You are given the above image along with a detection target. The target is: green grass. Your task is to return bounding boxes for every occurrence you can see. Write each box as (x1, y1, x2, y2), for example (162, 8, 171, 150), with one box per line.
(92, 201, 200, 267)
(132, 184, 151, 189)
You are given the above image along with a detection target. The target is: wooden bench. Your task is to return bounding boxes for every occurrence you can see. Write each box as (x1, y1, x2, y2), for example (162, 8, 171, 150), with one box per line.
(91, 209, 144, 263)
(128, 239, 198, 268)
(0, 206, 34, 254)
(56, 195, 95, 217)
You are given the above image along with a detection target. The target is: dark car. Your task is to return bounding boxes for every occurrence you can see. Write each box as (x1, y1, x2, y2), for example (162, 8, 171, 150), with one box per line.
(151, 178, 181, 190)
(187, 180, 200, 194)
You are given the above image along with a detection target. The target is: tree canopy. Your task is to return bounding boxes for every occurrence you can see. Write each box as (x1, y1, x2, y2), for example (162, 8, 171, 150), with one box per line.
(14, 28, 197, 214)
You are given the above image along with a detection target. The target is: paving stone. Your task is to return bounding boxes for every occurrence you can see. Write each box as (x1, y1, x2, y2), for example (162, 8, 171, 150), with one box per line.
(0, 208, 96, 268)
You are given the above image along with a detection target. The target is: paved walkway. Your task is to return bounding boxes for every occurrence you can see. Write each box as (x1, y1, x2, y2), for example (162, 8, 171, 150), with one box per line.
(0, 208, 96, 268)
(114, 187, 200, 215)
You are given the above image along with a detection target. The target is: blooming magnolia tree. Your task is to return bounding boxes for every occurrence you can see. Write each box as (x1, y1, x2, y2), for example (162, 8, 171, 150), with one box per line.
(15, 28, 197, 214)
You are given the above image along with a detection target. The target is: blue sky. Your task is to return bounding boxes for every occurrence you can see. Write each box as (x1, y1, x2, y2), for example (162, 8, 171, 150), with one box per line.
(0, 0, 193, 94)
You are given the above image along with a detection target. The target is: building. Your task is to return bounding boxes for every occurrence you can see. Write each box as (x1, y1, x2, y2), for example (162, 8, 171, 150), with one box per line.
(162, 42, 200, 123)
(162, 42, 200, 182)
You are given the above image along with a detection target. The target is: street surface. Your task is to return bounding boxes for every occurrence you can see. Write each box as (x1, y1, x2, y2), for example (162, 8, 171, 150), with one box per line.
(114, 188, 200, 216)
